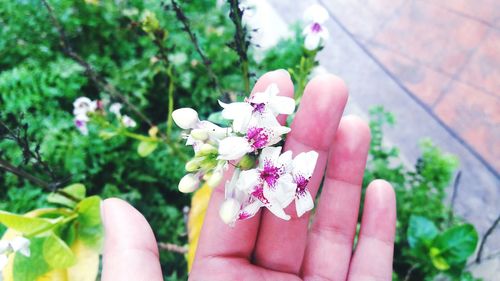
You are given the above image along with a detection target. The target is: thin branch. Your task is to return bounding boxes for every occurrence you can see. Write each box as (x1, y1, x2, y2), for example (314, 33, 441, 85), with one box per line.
(476, 213, 500, 263)
(40, 0, 157, 130)
(169, 0, 223, 96)
(404, 264, 418, 281)
(158, 242, 188, 254)
(227, 0, 250, 94)
(0, 158, 79, 202)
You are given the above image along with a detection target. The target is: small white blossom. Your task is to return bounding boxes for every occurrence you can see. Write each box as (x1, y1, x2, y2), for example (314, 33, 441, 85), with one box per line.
(109, 102, 123, 117)
(219, 83, 295, 133)
(292, 151, 319, 217)
(121, 115, 137, 128)
(73, 96, 97, 116)
(172, 108, 200, 130)
(74, 114, 89, 135)
(219, 198, 241, 225)
(303, 4, 330, 50)
(236, 147, 296, 220)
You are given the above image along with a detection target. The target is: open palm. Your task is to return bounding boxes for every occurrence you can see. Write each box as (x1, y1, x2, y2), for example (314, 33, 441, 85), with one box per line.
(101, 71, 396, 281)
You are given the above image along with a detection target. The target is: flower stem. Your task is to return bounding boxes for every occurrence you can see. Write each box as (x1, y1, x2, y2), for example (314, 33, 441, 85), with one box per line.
(167, 66, 175, 137)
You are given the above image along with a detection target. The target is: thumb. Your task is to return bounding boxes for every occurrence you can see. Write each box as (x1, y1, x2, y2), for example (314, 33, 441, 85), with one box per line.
(101, 198, 163, 281)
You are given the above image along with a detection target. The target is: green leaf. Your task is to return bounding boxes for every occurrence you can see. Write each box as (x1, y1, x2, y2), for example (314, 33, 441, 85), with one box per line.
(47, 183, 86, 208)
(431, 224, 479, 266)
(137, 141, 158, 157)
(0, 211, 53, 235)
(76, 196, 103, 249)
(430, 247, 450, 270)
(13, 237, 50, 281)
(43, 233, 77, 269)
(207, 111, 230, 127)
(407, 215, 438, 248)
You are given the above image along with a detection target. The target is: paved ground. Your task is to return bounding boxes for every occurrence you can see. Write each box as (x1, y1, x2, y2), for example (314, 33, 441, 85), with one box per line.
(252, 0, 500, 279)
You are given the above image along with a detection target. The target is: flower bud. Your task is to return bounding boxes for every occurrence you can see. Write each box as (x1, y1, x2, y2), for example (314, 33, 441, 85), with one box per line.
(237, 154, 256, 170)
(219, 198, 241, 225)
(190, 129, 208, 141)
(196, 143, 218, 157)
(172, 108, 199, 130)
(178, 174, 199, 193)
(206, 170, 224, 188)
(185, 159, 200, 172)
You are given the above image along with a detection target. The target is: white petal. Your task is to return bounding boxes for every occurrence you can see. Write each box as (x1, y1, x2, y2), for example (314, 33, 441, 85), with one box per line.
(109, 102, 123, 116)
(73, 97, 92, 108)
(236, 169, 260, 193)
(258, 146, 282, 167)
(277, 150, 293, 171)
(10, 237, 30, 257)
(268, 95, 295, 116)
(303, 4, 329, 23)
(199, 121, 230, 140)
(219, 198, 241, 225)
(238, 198, 262, 221)
(305, 33, 321, 50)
(218, 136, 252, 160)
(265, 203, 290, 221)
(264, 174, 296, 208)
(219, 101, 253, 133)
(319, 26, 330, 41)
(293, 151, 319, 178)
(121, 115, 137, 128)
(296, 189, 314, 217)
(172, 108, 199, 130)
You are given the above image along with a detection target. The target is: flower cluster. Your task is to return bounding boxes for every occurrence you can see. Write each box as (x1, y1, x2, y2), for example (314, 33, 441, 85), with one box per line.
(72, 97, 136, 135)
(173, 83, 318, 225)
(302, 4, 330, 50)
(0, 237, 30, 278)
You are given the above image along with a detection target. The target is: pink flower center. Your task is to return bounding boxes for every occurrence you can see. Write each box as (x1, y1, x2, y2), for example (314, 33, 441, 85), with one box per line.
(251, 185, 269, 204)
(295, 175, 310, 196)
(251, 102, 266, 114)
(311, 22, 322, 33)
(75, 120, 86, 128)
(260, 160, 282, 188)
(246, 127, 269, 149)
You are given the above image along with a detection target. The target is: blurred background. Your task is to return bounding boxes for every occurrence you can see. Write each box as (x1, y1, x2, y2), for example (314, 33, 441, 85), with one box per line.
(0, 0, 498, 280)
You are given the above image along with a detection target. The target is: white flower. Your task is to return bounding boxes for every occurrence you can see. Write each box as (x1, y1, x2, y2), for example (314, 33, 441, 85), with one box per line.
(219, 83, 295, 133)
(218, 125, 290, 160)
(74, 114, 89, 135)
(109, 102, 123, 117)
(9, 237, 30, 257)
(73, 97, 97, 116)
(178, 173, 200, 193)
(303, 4, 330, 50)
(236, 147, 296, 220)
(292, 151, 319, 217)
(121, 115, 137, 128)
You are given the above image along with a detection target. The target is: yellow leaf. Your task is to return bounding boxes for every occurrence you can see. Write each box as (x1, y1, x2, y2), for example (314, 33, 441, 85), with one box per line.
(1, 210, 100, 281)
(187, 184, 213, 272)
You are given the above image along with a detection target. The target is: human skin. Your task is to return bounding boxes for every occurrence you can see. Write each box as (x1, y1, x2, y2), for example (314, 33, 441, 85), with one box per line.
(101, 70, 397, 281)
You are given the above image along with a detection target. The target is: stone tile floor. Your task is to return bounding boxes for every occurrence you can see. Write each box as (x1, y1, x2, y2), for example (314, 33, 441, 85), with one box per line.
(321, 0, 500, 174)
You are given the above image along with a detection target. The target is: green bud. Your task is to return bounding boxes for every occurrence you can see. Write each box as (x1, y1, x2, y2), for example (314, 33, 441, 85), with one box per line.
(141, 10, 160, 34)
(196, 143, 218, 157)
(185, 159, 200, 172)
(178, 174, 199, 193)
(206, 170, 224, 188)
(237, 154, 256, 170)
(190, 129, 208, 141)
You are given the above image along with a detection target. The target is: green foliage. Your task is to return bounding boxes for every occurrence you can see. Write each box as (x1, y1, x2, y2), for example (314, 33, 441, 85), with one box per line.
(365, 107, 479, 281)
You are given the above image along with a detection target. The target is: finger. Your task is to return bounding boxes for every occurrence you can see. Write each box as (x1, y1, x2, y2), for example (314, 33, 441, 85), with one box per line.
(192, 69, 295, 265)
(101, 198, 163, 281)
(347, 180, 396, 281)
(254, 74, 348, 274)
(302, 116, 371, 280)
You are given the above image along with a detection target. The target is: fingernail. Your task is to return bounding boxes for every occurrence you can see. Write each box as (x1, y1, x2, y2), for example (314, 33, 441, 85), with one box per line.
(272, 68, 290, 79)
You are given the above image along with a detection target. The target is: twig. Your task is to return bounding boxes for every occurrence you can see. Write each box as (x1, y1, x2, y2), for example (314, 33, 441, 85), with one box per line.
(448, 171, 461, 224)
(158, 242, 188, 254)
(169, 0, 223, 96)
(475, 213, 500, 263)
(40, 0, 157, 130)
(404, 264, 417, 281)
(0, 158, 79, 202)
(227, 0, 250, 94)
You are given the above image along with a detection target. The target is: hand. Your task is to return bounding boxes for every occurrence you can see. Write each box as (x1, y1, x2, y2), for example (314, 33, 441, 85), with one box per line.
(101, 71, 396, 281)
